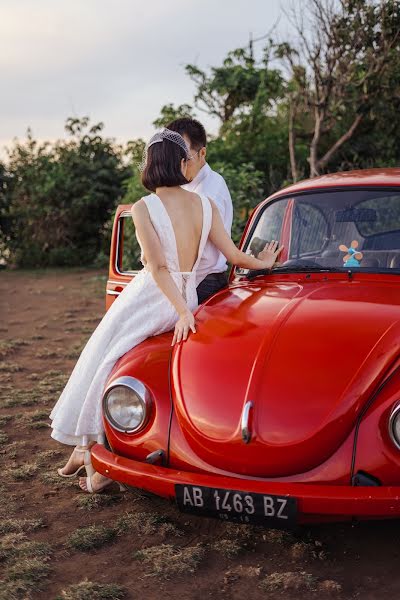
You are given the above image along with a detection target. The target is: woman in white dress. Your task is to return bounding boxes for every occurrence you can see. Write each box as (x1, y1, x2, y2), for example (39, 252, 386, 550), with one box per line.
(50, 128, 282, 493)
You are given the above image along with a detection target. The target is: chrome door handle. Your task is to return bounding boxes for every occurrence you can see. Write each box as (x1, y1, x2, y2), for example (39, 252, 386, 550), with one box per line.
(241, 401, 253, 444)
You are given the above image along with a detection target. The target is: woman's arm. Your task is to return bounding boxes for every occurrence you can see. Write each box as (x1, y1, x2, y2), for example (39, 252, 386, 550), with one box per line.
(131, 201, 195, 345)
(208, 199, 283, 269)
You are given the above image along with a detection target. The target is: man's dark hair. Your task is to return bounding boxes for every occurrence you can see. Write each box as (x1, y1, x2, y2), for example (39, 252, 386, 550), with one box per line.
(166, 118, 207, 151)
(141, 139, 188, 192)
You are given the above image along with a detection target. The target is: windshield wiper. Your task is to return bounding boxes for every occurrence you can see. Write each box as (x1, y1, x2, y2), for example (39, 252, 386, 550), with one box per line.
(246, 265, 341, 280)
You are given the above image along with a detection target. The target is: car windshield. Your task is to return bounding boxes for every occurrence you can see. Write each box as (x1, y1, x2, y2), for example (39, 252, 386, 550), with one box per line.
(239, 188, 400, 275)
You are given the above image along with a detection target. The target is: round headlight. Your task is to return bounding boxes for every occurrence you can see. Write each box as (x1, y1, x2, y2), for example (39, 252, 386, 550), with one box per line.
(103, 376, 151, 433)
(388, 403, 400, 450)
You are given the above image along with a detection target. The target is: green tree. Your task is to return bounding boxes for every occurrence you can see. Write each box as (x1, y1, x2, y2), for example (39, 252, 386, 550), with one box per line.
(212, 162, 265, 243)
(276, 0, 400, 178)
(153, 103, 194, 129)
(0, 161, 11, 265)
(185, 44, 290, 195)
(5, 118, 129, 267)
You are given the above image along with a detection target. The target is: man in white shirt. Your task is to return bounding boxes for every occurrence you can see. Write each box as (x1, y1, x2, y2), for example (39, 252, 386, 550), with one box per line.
(167, 118, 233, 303)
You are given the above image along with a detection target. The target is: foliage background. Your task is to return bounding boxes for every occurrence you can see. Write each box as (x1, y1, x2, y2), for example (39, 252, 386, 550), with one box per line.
(1, 0, 399, 268)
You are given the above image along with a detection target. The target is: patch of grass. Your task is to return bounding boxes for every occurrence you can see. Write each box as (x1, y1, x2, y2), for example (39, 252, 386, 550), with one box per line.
(39, 470, 77, 488)
(27, 372, 40, 380)
(0, 580, 30, 600)
(64, 310, 80, 318)
(76, 493, 123, 511)
(6, 557, 51, 589)
(7, 463, 39, 481)
(45, 369, 66, 378)
(0, 533, 51, 563)
(213, 538, 242, 558)
(115, 511, 182, 537)
(27, 409, 49, 422)
(63, 341, 86, 360)
(219, 522, 255, 551)
(0, 517, 44, 535)
(134, 543, 205, 578)
(0, 484, 19, 516)
(81, 315, 102, 323)
(224, 522, 254, 539)
(36, 448, 62, 465)
(262, 529, 295, 544)
(0, 339, 28, 360)
(29, 420, 50, 430)
(259, 571, 317, 592)
(0, 532, 27, 561)
(0, 362, 23, 373)
(0, 431, 9, 445)
(66, 524, 116, 551)
(16, 409, 50, 429)
(2, 389, 41, 408)
(289, 540, 328, 561)
(56, 579, 126, 600)
(37, 349, 58, 359)
(0, 414, 13, 427)
(0, 440, 26, 459)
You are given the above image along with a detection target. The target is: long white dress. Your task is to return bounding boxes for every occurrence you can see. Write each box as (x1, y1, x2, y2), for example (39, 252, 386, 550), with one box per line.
(50, 192, 212, 446)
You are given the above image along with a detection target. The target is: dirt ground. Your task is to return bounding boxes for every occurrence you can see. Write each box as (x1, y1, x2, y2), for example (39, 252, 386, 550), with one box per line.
(1, 269, 400, 600)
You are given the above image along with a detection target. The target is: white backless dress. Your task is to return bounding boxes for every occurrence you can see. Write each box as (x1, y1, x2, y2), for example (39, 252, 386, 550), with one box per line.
(50, 192, 212, 446)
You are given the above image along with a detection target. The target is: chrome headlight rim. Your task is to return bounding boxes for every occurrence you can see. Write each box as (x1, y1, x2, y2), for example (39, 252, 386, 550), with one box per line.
(388, 402, 400, 451)
(102, 376, 152, 434)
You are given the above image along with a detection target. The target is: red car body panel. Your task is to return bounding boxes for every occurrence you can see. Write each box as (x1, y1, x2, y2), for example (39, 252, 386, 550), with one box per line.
(91, 445, 400, 523)
(92, 168, 400, 524)
(172, 278, 400, 477)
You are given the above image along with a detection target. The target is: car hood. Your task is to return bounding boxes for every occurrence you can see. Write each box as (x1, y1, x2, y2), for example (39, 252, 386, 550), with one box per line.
(171, 278, 400, 477)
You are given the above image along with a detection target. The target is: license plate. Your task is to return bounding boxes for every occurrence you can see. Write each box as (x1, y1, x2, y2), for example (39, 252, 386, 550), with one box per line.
(175, 484, 297, 527)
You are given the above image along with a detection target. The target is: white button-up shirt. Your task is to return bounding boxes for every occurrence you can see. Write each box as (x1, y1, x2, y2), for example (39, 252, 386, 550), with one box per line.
(183, 163, 233, 286)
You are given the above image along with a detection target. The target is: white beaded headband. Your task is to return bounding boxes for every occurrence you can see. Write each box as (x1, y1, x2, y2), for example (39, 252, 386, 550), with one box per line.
(139, 128, 189, 171)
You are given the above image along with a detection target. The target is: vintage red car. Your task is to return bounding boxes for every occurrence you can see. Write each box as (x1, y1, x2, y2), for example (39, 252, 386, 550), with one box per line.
(91, 168, 400, 526)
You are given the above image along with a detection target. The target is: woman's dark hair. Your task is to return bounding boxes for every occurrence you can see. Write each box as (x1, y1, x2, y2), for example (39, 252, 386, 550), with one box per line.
(166, 118, 207, 151)
(141, 138, 189, 192)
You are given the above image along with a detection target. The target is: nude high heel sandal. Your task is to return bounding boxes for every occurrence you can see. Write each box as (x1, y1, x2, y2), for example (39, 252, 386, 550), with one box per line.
(79, 473, 127, 494)
(57, 446, 89, 478)
(83, 448, 95, 478)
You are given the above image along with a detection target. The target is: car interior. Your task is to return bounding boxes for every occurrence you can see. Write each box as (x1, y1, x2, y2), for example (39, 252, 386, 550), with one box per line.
(245, 190, 400, 271)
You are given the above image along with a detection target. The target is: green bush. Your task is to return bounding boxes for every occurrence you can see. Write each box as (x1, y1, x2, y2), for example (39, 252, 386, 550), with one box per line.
(2, 118, 130, 268)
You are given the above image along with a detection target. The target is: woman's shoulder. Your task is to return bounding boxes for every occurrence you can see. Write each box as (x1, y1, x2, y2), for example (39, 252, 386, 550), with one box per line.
(182, 189, 211, 205)
(131, 194, 154, 217)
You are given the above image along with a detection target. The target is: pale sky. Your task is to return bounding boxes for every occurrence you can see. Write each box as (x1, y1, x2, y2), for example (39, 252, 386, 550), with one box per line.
(0, 0, 291, 158)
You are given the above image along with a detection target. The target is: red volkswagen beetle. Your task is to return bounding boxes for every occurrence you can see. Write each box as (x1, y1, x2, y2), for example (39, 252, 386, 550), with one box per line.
(91, 168, 400, 526)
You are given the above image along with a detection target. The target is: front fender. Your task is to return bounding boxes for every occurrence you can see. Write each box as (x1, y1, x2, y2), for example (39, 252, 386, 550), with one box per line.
(353, 360, 400, 484)
(103, 332, 173, 461)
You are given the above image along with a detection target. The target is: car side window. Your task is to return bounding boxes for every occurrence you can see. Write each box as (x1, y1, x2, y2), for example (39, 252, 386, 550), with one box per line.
(118, 215, 142, 274)
(247, 199, 289, 252)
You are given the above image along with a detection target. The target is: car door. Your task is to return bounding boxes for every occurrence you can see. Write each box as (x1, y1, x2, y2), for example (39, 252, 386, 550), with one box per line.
(106, 205, 143, 310)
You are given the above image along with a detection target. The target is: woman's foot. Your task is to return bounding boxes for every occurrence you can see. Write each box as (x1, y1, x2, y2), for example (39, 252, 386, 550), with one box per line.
(57, 445, 93, 478)
(78, 471, 113, 493)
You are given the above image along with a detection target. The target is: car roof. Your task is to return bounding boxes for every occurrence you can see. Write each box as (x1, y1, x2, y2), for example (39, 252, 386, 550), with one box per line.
(269, 168, 400, 201)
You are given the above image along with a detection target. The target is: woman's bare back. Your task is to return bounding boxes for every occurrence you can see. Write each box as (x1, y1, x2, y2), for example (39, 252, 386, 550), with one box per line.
(151, 188, 204, 273)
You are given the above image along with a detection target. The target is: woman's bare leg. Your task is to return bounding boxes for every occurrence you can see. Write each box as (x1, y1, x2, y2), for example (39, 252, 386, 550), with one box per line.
(58, 441, 96, 476)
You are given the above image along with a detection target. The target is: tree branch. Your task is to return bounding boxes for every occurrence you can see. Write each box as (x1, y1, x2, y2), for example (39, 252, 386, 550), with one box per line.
(317, 113, 363, 171)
